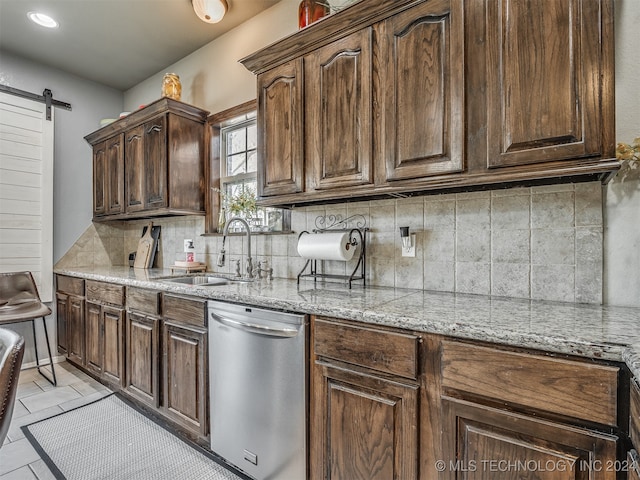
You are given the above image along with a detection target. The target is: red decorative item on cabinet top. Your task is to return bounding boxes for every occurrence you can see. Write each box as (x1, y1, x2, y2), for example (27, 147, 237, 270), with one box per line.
(298, 0, 329, 29)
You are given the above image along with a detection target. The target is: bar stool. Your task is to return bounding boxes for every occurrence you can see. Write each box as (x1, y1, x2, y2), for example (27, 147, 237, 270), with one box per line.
(0, 327, 25, 445)
(0, 271, 56, 386)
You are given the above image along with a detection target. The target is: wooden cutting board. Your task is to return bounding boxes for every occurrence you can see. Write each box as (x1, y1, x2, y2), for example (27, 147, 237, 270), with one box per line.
(134, 222, 155, 269)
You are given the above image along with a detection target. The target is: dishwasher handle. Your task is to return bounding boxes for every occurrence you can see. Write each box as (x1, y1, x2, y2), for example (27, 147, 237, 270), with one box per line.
(210, 311, 300, 338)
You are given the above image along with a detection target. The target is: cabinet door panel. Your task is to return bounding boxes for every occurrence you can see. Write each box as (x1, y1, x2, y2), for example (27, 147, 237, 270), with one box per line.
(126, 312, 160, 407)
(163, 321, 207, 435)
(486, 0, 602, 168)
(103, 306, 124, 386)
(380, 0, 464, 181)
(55, 292, 68, 355)
(306, 29, 373, 190)
(125, 125, 145, 212)
(106, 135, 124, 214)
(144, 116, 168, 209)
(67, 296, 84, 365)
(442, 397, 617, 480)
(85, 301, 102, 374)
(312, 362, 418, 480)
(258, 59, 304, 196)
(92, 141, 106, 216)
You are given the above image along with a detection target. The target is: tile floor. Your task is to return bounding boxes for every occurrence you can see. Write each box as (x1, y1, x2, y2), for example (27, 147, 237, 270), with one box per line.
(0, 362, 112, 479)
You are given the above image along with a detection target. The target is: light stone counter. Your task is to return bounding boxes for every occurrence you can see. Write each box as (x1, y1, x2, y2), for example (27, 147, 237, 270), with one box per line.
(55, 266, 640, 377)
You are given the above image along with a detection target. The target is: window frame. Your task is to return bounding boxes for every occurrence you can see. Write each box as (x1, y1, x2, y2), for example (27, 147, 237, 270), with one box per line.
(205, 100, 290, 235)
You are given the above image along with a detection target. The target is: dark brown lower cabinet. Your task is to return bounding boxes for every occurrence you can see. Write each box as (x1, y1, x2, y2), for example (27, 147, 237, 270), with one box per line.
(311, 362, 419, 480)
(162, 320, 208, 438)
(125, 311, 160, 407)
(102, 306, 124, 385)
(85, 301, 103, 374)
(441, 397, 618, 480)
(85, 301, 124, 386)
(55, 292, 69, 355)
(66, 295, 85, 366)
(55, 275, 85, 363)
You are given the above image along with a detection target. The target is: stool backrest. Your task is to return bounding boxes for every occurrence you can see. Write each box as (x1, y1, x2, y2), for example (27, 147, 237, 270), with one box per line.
(0, 271, 42, 305)
(0, 327, 25, 445)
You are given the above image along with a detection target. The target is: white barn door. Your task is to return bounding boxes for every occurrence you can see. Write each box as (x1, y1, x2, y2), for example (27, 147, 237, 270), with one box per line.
(0, 91, 54, 302)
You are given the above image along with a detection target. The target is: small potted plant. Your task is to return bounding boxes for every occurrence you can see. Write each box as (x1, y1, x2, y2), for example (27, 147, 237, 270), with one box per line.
(616, 137, 640, 182)
(227, 186, 258, 229)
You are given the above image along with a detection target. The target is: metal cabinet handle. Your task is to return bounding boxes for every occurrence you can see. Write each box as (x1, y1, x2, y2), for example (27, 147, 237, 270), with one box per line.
(210, 312, 299, 338)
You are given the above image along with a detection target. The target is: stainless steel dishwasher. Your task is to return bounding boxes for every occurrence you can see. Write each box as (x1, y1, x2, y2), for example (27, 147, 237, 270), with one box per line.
(208, 300, 307, 480)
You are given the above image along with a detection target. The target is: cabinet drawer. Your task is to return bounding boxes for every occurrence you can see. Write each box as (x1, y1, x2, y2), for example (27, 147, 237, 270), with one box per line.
(56, 275, 84, 296)
(631, 378, 640, 450)
(127, 287, 160, 316)
(441, 341, 619, 426)
(163, 294, 206, 327)
(86, 280, 125, 306)
(314, 318, 419, 380)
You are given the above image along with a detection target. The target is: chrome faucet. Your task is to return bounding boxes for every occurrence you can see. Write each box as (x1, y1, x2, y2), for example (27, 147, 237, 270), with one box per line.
(217, 217, 254, 279)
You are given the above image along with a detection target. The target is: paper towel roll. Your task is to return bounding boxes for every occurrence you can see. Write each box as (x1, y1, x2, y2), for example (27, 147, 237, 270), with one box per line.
(297, 232, 356, 261)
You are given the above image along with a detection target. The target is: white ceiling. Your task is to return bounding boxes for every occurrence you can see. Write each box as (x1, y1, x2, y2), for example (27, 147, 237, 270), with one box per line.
(0, 0, 281, 91)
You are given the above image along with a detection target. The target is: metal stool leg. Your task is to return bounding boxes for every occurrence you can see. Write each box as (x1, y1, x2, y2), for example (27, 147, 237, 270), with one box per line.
(32, 317, 57, 386)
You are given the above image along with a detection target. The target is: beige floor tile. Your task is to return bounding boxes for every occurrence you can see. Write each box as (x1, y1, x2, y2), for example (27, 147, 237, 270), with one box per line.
(59, 390, 112, 411)
(16, 383, 44, 401)
(6, 406, 63, 443)
(27, 461, 55, 480)
(17, 369, 40, 385)
(69, 378, 109, 397)
(11, 401, 29, 420)
(20, 386, 81, 414)
(0, 465, 37, 480)
(0, 439, 40, 475)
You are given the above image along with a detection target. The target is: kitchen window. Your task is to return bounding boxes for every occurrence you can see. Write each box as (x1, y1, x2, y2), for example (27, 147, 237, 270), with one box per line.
(206, 100, 289, 234)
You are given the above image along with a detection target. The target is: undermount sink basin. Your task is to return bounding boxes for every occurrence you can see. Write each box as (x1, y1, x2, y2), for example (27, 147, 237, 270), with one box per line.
(160, 275, 251, 287)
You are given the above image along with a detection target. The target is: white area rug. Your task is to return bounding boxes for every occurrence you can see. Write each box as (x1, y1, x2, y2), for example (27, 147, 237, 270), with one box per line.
(23, 394, 246, 480)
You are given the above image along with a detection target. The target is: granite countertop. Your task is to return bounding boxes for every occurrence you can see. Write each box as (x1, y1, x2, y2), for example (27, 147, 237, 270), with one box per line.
(55, 266, 640, 379)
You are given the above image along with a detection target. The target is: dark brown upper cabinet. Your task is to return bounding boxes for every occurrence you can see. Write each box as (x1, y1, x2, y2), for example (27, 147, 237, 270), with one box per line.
(257, 59, 304, 196)
(92, 134, 124, 218)
(305, 28, 374, 192)
(85, 98, 208, 221)
(485, 0, 608, 169)
(377, 0, 465, 183)
(124, 117, 168, 212)
(241, 0, 618, 208)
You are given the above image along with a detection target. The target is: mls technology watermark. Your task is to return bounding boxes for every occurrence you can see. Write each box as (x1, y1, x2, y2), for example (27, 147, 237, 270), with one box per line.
(434, 459, 638, 473)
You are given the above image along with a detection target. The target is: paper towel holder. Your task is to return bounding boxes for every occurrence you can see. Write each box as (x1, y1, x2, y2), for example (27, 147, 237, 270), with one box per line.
(297, 214, 368, 289)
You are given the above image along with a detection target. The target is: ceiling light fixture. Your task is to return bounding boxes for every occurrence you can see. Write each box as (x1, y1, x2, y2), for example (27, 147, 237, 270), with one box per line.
(192, 0, 228, 24)
(27, 11, 59, 29)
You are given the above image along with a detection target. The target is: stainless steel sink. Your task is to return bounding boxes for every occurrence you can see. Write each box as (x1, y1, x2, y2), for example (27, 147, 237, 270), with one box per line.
(160, 275, 251, 287)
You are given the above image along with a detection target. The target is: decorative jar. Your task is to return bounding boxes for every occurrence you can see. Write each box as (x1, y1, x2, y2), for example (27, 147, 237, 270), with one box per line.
(161, 73, 182, 101)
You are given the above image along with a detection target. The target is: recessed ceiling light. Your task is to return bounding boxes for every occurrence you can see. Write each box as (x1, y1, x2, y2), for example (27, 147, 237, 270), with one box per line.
(27, 12, 59, 29)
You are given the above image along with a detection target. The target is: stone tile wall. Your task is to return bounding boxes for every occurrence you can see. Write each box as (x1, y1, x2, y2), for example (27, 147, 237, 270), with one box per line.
(56, 182, 604, 304)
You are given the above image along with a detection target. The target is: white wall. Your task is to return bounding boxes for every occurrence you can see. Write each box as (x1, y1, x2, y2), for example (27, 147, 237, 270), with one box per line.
(605, 0, 640, 307)
(124, 0, 299, 114)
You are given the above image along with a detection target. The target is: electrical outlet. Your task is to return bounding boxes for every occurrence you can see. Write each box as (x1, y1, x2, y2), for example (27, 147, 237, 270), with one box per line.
(401, 233, 416, 257)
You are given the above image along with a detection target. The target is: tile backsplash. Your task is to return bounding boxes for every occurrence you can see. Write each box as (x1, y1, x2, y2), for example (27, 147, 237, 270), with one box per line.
(56, 182, 604, 304)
